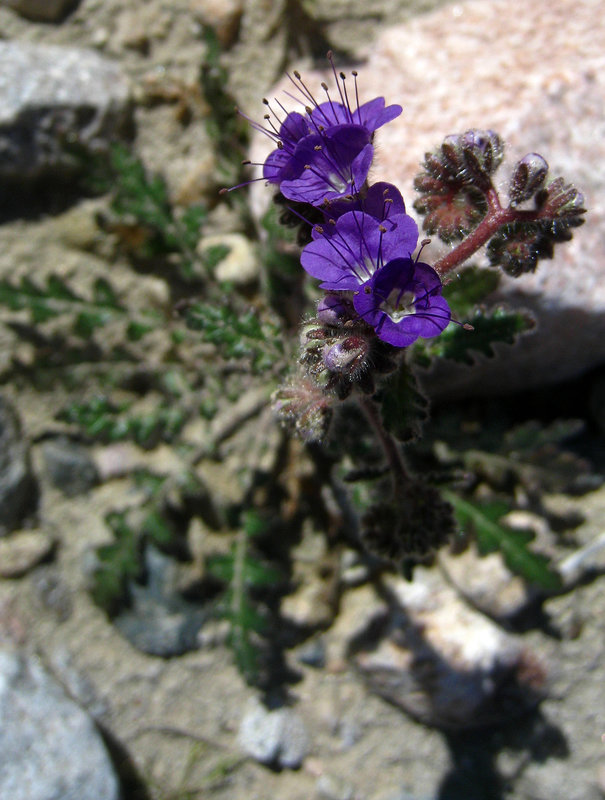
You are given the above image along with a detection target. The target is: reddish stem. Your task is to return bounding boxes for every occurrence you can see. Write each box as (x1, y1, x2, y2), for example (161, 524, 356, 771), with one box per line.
(359, 394, 408, 492)
(433, 186, 547, 276)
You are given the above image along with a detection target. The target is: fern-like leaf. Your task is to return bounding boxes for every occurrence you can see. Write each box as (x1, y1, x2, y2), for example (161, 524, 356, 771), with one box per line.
(444, 491, 562, 590)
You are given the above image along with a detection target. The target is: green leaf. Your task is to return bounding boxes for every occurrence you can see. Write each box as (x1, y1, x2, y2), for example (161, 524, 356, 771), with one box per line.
(444, 491, 562, 590)
(376, 362, 429, 442)
(142, 510, 175, 548)
(206, 553, 234, 583)
(90, 511, 142, 615)
(419, 306, 535, 365)
(47, 275, 80, 302)
(92, 277, 122, 309)
(442, 266, 500, 317)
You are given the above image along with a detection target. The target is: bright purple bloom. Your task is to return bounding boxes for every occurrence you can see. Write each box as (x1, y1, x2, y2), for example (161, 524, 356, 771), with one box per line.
(252, 59, 401, 205)
(316, 181, 407, 233)
(265, 124, 374, 205)
(301, 210, 419, 290)
(311, 97, 402, 133)
(353, 258, 451, 347)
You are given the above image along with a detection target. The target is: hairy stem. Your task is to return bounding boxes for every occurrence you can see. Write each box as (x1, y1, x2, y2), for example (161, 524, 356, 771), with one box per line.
(433, 187, 550, 276)
(359, 394, 408, 491)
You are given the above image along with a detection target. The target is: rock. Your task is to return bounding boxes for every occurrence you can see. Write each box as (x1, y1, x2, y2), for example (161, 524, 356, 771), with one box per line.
(0, 530, 54, 577)
(352, 568, 544, 730)
(316, 773, 355, 800)
(0, 395, 38, 535)
(41, 436, 98, 496)
(237, 696, 309, 769)
(198, 232, 260, 286)
(438, 544, 535, 621)
(0, 42, 132, 189)
(113, 545, 208, 657)
(252, 0, 605, 397)
(0, 645, 120, 800)
(1, 0, 79, 22)
(189, 0, 244, 47)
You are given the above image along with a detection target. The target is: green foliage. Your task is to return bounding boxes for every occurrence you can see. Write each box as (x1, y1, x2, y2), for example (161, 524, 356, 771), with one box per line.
(58, 395, 187, 448)
(200, 27, 249, 185)
(441, 266, 500, 317)
(96, 144, 209, 280)
(415, 306, 535, 366)
(443, 491, 562, 591)
(90, 511, 143, 616)
(206, 511, 284, 684)
(184, 301, 284, 373)
(376, 361, 429, 442)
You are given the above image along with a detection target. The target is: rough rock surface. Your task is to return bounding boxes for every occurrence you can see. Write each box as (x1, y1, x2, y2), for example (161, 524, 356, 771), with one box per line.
(0, 645, 120, 800)
(352, 569, 537, 730)
(1, 0, 79, 22)
(0, 395, 37, 535)
(0, 41, 132, 186)
(254, 0, 605, 398)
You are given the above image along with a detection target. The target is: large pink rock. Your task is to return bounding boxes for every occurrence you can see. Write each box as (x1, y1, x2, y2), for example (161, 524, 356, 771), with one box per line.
(252, 0, 604, 397)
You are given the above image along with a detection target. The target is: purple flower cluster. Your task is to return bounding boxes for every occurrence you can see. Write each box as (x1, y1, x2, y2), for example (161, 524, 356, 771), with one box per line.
(251, 57, 452, 349)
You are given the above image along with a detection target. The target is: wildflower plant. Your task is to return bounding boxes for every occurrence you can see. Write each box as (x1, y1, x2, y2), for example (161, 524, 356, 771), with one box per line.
(225, 52, 586, 574)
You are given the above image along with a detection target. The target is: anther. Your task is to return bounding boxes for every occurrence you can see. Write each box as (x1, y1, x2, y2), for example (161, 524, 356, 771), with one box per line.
(293, 70, 301, 79)
(314, 145, 322, 150)
(378, 225, 387, 233)
(262, 98, 269, 105)
(314, 225, 324, 233)
(321, 82, 329, 91)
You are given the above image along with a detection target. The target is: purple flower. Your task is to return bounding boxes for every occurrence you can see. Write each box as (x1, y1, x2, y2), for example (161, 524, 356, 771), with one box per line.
(353, 258, 451, 347)
(311, 97, 402, 133)
(265, 124, 374, 205)
(254, 59, 401, 205)
(301, 209, 419, 290)
(317, 181, 407, 231)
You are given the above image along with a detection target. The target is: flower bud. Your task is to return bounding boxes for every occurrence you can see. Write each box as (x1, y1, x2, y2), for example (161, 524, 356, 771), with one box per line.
(535, 176, 586, 219)
(509, 153, 549, 205)
(461, 129, 504, 180)
(323, 335, 370, 376)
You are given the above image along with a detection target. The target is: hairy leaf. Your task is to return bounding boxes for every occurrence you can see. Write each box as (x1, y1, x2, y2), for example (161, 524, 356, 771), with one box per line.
(376, 362, 429, 442)
(444, 491, 562, 590)
(418, 306, 535, 365)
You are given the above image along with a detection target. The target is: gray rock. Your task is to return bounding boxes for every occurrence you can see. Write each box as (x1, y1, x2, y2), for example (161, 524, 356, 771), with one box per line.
(42, 436, 98, 496)
(237, 696, 309, 768)
(0, 645, 120, 800)
(0, 395, 38, 535)
(0, 42, 132, 187)
(1, 0, 79, 22)
(113, 545, 207, 657)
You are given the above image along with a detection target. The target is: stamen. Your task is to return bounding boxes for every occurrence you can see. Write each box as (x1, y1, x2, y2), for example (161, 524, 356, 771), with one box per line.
(352, 70, 361, 125)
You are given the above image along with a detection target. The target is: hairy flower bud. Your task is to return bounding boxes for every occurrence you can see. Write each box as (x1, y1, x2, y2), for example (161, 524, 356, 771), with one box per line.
(509, 153, 549, 205)
(460, 129, 504, 186)
(323, 336, 370, 376)
(535, 177, 586, 222)
(272, 374, 333, 442)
